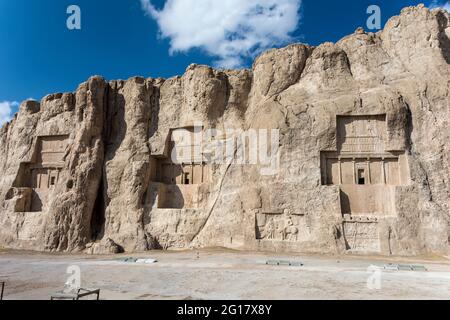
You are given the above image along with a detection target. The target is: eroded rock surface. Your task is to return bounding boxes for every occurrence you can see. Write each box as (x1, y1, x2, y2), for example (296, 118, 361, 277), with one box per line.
(1, 5, 449, 255)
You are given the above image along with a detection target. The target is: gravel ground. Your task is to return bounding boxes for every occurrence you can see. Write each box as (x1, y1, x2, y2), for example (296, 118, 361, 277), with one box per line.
(1, 248, 450, 300)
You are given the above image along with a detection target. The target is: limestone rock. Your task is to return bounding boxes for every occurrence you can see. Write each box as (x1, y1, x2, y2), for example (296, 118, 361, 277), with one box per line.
(0, 5, 449, 256)
(85, 238, 123, 255)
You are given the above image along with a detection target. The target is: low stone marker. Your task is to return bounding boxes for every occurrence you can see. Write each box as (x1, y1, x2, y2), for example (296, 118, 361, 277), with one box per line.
(119, 257, 158, 264)
(266, 260, 303, 267)
(383, 264, 427, 271)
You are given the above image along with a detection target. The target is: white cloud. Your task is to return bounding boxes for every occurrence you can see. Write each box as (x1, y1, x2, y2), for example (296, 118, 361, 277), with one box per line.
(141, 0, 302, 68)
(429, 0, 450, 12)
(0, 101, 19, 126)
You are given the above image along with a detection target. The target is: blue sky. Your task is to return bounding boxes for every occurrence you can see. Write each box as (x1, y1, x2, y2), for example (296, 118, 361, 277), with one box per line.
(0, 0, 448, 124)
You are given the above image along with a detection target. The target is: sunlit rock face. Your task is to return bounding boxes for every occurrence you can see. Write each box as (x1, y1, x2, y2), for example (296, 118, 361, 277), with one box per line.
(0, 5, 449, 256)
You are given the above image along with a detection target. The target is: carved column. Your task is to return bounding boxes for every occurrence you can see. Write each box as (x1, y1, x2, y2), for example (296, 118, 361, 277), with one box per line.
(46, 170, 51, 189)
(381, 158, 386, 184)
(352, 159, 356, 184)
(201, 162, 204, 184)
(338, 157, 342, 185)
(366, 158, 371, 184)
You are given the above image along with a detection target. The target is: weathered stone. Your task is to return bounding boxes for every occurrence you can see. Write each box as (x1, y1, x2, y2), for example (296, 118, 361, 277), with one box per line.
(0, 5, 449, 256)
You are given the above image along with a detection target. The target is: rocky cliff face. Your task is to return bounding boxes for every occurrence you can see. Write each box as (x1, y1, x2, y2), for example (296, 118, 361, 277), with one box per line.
(1, 5, 449, 256)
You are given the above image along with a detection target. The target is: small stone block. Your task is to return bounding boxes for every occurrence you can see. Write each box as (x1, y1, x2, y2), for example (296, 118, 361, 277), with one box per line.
(411, 265, 427, 271)
(266, 260, 303, 267)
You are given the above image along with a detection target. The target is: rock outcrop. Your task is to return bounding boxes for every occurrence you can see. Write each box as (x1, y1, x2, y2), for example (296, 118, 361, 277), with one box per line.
(1, 5, 449, 256)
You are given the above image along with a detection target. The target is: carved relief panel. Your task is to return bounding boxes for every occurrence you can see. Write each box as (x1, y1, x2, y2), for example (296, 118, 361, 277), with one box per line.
(337, 115, 386, 154)
(256, 212, 311, 242)
(37, 135, 68, 165)
(343, 220, 380, 252)
(9, 135, 69, 213)
(321, 115, 408, 187)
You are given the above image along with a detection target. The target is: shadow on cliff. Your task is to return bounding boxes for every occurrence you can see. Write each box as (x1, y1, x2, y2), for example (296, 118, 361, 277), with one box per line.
(404, 101, 413, 154)
(207, 73, 231, 126)
(162, 184, 185, 209)
(437, 11, 450, 65)
(91, 171, 106, 240)
(141, 184, 185, 251)
(142, 183, 186, 226)
(339, 190, 351, 215)
(90, 91, 127, 241)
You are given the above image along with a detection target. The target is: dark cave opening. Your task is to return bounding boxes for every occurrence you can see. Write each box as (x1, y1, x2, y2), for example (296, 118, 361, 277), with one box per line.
(91, 172, 106, 241)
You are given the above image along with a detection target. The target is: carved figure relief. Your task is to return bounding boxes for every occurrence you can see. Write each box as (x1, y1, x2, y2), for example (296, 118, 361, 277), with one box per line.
(256, 212, 309, 242)
(282, 216, 299, 241)
(264, 219, 276, 240)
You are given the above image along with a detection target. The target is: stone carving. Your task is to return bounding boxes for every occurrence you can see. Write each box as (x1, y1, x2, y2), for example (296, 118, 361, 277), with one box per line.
(256, 212, 308, 242)
(343, 221, 380, 253)
(155, 128, 209, 186)
(338, 115, 386, 154)
(321, 115, 409, 187)
(38, 135, 67, 164)
(264, 219, 276, 239)
(0, 5, 448, 256)
(282, 216, 299, 241)
(321, 115, 410, 223)
(7, 135, 68, 212)
(149, 128, 210, 209)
